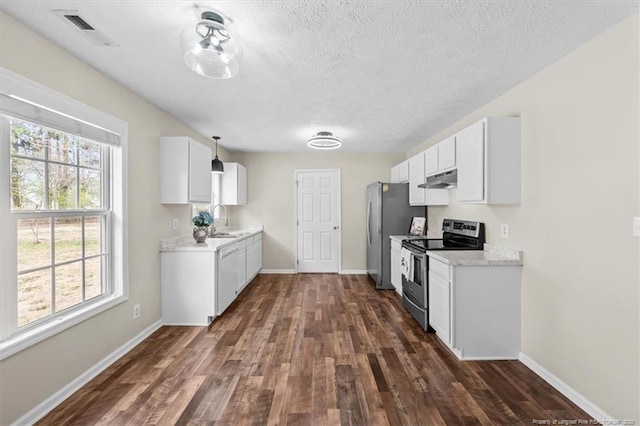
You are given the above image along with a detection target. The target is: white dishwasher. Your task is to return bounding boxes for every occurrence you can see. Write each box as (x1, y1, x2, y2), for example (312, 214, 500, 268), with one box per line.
(217, 242, 240, 315)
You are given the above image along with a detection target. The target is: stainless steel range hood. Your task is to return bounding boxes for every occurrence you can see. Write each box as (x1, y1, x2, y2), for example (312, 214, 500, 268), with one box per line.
(418, 169, 458, 189)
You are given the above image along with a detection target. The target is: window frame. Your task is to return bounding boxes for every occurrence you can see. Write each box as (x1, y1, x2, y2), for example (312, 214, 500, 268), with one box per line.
(0, 68, 128, 360)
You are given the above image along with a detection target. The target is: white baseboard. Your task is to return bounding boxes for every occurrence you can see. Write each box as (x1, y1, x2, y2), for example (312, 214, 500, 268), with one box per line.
(13, 320, 163, 426)
(259, 269, 296, 274)
(519, 352, 613, 421)
(258, 270, 368, 275)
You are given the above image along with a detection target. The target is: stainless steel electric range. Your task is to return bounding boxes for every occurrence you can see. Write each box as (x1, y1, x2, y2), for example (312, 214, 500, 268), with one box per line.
(401, 219, 485, 331)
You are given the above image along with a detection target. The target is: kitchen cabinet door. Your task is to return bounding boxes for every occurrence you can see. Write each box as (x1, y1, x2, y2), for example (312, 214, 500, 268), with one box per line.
(237, 244, 247, 292)
(161, 252, 216, 325)
(189, 140, 214, 202)
(408, 152, 426, 206)
(425, 145, 438, 176)
(438, 135, 456, 171)
(456, 117, 520, 204)
(390, 165, 399, 183)
(456, 120, 485, 202)
(160, 137, 212, 204)
(397, 160, 409, 183)
(428, 271, 451, 346)
(221, 163, 247, 205)
(246, 241, 255, 281)
(255, 234, 263, 274)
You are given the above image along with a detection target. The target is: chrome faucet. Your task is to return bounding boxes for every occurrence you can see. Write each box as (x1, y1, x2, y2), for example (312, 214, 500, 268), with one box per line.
(210, 204, 228, 234)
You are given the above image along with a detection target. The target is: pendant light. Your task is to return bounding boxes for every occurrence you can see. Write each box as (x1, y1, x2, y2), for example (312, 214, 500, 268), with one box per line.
(211, 136, 224, 174)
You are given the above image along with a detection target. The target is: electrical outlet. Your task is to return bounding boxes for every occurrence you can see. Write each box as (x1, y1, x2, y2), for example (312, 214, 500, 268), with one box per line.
(133, 304, 141, 319)
(633, 217, 640, 237)
(500, 224, 509, 238)
(172, 218, 179, 230)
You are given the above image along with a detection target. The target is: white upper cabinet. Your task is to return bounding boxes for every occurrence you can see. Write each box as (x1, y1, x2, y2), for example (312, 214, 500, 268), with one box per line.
(425, 136, 456, 178)
(456, 117, 521, 204)
(409, 152, 449, 206)
(425, 145, 439, 176)
(438, 135, 456, 171)
(408, 153, 426, 205)
(390, 160, 409, 183)
(160, 137, 212, 204)
(221, 162, 247, 205)
(397, 160, 409, 183)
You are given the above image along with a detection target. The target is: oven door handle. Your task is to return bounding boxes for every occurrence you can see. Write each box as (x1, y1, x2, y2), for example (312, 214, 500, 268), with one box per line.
(403, 290, 424, 310)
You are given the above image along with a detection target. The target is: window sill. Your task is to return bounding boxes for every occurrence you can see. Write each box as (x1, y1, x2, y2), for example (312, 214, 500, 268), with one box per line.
(0, 294, 127, 361)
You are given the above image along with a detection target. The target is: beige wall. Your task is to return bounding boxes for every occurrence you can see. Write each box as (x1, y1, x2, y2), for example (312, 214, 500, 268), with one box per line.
(0, 12, 231, 424)
(229, 152, 404, 271)
(409, 14, 639, 419)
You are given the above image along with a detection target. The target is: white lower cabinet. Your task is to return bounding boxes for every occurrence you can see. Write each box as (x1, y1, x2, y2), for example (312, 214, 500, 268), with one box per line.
(428, 257, 521, 360)
(161, 252, 216, 326)
(390, 239, 402, 295)
(161, 231, 263, 324)
(428, 271, 450, 345)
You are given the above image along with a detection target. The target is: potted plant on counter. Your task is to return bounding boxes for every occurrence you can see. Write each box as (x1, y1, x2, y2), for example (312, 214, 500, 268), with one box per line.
(192, 210, 213, 243)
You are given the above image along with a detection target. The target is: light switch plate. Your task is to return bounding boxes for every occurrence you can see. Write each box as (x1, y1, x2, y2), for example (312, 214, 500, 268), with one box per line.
(500, 224, 509, 238)
(633, 217, 640, 237)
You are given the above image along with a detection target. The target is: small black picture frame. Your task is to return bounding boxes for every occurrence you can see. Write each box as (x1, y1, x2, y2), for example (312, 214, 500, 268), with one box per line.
(408, 217, 426, 236)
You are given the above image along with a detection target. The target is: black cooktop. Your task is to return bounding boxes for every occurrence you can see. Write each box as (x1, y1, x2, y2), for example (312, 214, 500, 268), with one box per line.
(402, 237, 481, 251)
(402, 219, 485, 253)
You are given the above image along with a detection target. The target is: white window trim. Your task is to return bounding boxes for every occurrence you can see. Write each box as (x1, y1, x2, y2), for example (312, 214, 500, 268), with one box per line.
(0, 68, 128, 361)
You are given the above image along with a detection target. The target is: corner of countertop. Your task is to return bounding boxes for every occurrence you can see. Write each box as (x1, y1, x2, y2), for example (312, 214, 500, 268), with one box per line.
(160, 234, 194, 250)
(484, 243, 524, 263)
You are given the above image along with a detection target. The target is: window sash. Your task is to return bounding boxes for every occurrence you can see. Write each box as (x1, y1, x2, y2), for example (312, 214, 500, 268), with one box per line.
(3, 116, 113, 341)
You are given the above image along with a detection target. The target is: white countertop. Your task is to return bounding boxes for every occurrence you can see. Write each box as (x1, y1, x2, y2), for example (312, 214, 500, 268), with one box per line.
(427, 244, 523, 266)
(160, 228, 263, 252)
(389, 235, 406, 243)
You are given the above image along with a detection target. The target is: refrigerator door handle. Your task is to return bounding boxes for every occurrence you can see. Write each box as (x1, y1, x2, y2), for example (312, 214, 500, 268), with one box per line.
(366, 200, 372, 247)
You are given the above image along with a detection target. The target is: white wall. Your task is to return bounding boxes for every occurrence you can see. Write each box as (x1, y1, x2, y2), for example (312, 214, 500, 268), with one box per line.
(409, 14, 639, 420)
(229, 152, 404, 271)
(0, 12, 231, 424)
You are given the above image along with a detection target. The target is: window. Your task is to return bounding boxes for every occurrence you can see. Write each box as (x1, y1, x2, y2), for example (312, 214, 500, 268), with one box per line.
(0, 68, 128, 359)
(11, 119, 110, 329)
(191, 173, 221, 221)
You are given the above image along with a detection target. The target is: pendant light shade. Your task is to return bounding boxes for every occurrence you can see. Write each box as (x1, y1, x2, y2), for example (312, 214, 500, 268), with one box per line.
(211, 136, 224, 174)
(181, 11, 242, 79)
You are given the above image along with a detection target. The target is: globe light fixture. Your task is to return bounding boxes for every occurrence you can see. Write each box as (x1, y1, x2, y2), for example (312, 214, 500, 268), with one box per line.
(182, 11, 242, 79)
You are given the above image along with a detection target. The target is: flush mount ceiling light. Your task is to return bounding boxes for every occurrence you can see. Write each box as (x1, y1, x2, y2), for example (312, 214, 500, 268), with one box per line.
(181, 11, 242, 79)
(211, 136, 224, 174)
(307, 131, 342, 150)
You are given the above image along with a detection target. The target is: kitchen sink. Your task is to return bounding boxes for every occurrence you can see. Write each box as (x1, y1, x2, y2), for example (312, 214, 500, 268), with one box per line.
(209, 231, 251, 239)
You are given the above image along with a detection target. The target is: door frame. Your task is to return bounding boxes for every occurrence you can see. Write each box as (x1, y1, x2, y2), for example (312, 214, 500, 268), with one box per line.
(293, 169, 342, 273)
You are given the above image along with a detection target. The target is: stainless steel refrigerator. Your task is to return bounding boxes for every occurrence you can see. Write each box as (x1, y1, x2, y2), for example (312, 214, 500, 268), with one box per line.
(366, 182, 425, 289)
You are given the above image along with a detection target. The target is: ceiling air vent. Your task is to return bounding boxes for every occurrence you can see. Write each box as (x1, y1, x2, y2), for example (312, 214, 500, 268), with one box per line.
(51, 10, 119, 47)
(64, 15, 94, 31)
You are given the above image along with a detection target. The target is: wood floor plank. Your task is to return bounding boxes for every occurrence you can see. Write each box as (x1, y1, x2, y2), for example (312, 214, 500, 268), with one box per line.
(37, 273, 594, 425)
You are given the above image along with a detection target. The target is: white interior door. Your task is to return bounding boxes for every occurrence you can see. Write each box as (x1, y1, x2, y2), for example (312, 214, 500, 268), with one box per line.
(296, 170, 340, 273)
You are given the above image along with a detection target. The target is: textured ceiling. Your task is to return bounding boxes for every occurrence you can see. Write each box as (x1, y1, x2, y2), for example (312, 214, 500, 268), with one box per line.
(1, 1, 638, 153)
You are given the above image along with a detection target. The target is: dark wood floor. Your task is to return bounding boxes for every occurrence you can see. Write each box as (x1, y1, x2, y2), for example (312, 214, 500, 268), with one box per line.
(38, 274, 591, 425)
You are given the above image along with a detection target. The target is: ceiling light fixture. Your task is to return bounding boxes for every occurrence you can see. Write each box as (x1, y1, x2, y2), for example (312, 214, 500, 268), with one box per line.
(307, 131, 342, 150)
(182, 11, 242, 79)
(211, 136, 224, 174)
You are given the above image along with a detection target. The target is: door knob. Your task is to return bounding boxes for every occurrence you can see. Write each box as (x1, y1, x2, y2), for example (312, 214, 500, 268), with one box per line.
(333, 225, 339, 230)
